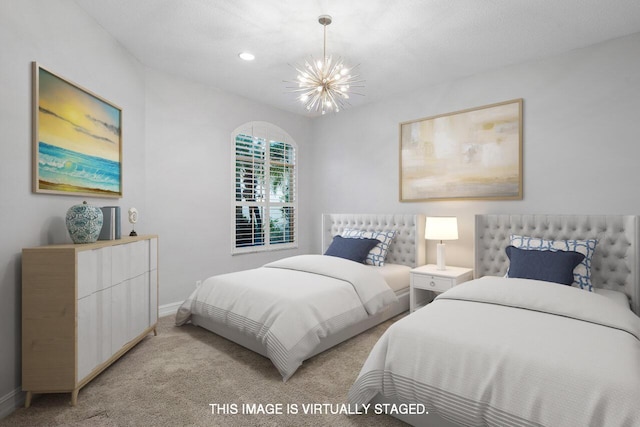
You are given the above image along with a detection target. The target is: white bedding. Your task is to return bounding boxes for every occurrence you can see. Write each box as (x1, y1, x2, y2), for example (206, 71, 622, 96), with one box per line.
(349, 276, 640, 427)
(367, 263, 411, 293)
(176, 254, 397, 381)
(595, 287, 631, 309)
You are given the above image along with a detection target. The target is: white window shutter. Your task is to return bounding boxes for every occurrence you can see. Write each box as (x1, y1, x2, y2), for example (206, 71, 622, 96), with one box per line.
(231, 122, 297, 254)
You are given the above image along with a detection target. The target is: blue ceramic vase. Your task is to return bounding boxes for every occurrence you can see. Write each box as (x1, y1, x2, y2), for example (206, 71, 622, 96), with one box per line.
(66, 201, 103, 244)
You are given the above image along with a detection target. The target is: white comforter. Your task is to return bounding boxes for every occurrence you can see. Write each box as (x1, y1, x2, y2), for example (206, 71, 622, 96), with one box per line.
(349, 276, 640, 427)
(176, 254, 397, 381)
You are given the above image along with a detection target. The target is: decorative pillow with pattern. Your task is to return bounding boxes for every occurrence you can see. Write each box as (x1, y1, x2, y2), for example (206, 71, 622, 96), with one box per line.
(341, 228, 397, 266)
(509, 234, 598, 291)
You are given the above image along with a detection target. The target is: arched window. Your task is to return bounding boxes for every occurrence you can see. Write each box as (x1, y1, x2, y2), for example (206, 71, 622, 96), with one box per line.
(231, 122, 297, 254)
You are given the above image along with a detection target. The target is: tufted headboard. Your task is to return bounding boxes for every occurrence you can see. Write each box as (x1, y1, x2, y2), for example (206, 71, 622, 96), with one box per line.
(322, 214, 426, 268)
(475, 214, 640, 316)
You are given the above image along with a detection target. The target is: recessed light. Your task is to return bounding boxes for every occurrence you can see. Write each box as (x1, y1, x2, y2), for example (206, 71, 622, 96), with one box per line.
(239, 52, 255, 61)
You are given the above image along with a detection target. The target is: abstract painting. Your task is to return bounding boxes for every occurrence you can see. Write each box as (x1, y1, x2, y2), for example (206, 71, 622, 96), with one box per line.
(400, 99, 522, 201)
(33, 63, 122, 198)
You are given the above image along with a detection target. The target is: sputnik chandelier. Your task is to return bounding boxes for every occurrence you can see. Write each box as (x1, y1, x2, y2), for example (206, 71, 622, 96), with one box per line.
(288, 15, 364, 114)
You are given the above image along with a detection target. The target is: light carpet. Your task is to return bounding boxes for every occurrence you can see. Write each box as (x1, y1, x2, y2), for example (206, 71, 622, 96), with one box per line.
(2, 314, 406, 426)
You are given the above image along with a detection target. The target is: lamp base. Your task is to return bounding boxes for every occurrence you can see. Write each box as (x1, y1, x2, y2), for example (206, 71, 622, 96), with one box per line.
(436, 242, 446, 270)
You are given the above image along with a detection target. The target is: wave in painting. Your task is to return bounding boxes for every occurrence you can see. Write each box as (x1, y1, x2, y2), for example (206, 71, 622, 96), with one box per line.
(38, 141, 120, 194)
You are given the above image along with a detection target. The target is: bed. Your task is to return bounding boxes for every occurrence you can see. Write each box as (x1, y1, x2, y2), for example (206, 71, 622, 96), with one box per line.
(176, 213, 425, 381)
(348, 214, 640, 427)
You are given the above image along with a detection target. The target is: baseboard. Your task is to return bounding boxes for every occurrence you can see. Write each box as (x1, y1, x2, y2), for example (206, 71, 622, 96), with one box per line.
(0, 387, 23, 420)
(159, 301, 182, 318)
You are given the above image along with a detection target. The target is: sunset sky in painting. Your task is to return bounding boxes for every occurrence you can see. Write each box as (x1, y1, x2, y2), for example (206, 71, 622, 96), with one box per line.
(38, 67, 120, 162)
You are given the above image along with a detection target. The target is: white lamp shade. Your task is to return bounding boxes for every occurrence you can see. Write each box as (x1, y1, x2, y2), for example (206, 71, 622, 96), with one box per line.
(425, 217, 459, 241)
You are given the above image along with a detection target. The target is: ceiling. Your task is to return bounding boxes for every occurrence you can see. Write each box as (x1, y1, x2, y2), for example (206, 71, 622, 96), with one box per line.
(73, 0, 640, 117)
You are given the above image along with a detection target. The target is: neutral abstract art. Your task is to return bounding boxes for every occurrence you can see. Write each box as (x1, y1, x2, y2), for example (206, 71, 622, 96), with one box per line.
(400, 99, 522, 201)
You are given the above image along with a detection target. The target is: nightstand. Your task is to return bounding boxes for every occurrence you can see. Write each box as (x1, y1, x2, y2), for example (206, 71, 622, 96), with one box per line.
(410, 264, 473, 312)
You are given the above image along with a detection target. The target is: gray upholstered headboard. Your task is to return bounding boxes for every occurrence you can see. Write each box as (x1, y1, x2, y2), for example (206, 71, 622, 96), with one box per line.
(475, 214, 640, 316)
(322, 214, 426, 268)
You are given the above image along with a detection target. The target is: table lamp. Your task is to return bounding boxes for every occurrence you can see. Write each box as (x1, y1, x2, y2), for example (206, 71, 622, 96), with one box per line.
(425, 217, 458, 270)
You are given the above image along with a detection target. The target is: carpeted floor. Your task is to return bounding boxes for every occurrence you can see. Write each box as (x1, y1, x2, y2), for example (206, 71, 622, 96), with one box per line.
(3, 315, 406, 426)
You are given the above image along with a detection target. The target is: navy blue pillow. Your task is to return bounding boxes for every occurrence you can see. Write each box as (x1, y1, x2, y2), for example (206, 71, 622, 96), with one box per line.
(324, 236, 380, 263)
(505, 245, 585, 285)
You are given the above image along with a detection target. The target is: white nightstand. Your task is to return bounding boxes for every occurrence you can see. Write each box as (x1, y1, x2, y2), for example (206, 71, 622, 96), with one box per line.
(410, 264, 473, 312)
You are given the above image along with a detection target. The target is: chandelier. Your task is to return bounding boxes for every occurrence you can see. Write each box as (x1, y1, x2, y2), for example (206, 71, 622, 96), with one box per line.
(288, 15, 364, 115)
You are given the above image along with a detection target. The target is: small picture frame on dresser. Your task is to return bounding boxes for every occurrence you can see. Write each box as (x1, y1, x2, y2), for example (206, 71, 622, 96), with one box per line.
(410, 264, 473, 312)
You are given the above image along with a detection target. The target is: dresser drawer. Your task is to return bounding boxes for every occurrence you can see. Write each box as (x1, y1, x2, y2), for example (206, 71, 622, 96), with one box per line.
(412, 274, 453, 293)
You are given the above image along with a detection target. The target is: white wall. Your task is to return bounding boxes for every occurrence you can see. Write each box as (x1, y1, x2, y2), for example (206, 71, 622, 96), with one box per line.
(144, 68, 313, 306)
(0, 0, 147, 414)
(308, 32, 640, 268)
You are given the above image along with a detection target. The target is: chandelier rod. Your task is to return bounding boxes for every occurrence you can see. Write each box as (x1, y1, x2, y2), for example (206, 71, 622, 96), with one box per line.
(319, 15, 332, 67)
(323, 22, 326, 65)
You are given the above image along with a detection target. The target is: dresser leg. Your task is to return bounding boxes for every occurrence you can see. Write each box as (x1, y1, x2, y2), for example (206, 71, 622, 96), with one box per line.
(71, 389, 79, 406)
(153, 327, 157, 336)
(25, 391, 32, 408)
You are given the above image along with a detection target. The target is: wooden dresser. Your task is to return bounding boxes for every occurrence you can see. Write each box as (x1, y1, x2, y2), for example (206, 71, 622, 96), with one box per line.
(22, 235, 158, 407)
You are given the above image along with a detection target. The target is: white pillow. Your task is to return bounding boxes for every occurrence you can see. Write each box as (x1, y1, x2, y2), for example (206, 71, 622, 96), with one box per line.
(341, 228, 397, 266)
(509, 235, 598, 291)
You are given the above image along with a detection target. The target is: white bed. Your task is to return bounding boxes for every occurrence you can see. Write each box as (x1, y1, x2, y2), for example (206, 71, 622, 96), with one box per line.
(176, 213, 425, 380)
(349, 214, 640, 427)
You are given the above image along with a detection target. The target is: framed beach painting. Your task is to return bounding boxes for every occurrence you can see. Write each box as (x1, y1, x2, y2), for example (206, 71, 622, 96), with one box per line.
(32, 62, 122, 198)
(400, 99, 522, 201)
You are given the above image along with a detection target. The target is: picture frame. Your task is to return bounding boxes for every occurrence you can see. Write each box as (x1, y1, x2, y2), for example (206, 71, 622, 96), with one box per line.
(32, 62, 122, 198)
(399, 99, 522, 201)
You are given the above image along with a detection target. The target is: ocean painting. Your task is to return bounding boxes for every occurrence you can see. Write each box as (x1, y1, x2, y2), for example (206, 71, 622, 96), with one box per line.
(400, 99, 522, 201)
(34, 63, 122, 197)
